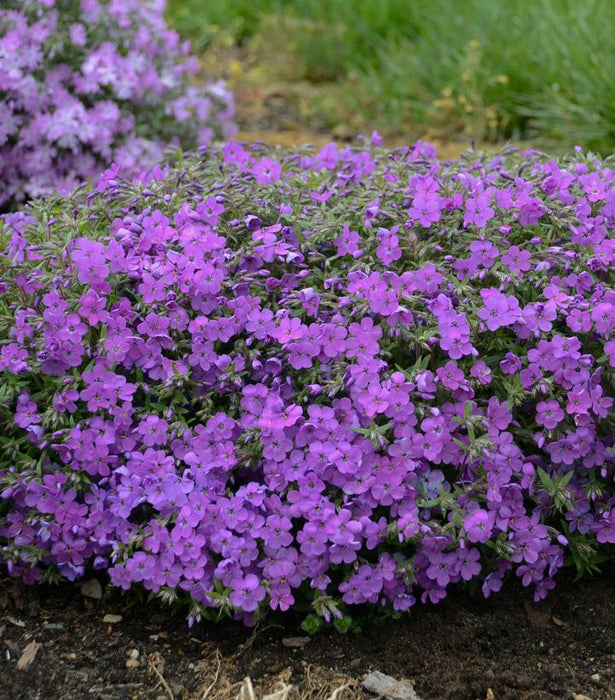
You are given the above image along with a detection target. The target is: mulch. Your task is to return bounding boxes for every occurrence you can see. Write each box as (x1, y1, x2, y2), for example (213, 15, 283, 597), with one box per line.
(1, 568, 614, 699)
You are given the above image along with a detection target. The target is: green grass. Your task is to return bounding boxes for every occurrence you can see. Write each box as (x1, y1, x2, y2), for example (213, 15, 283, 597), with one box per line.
(167, 0, 420, 51)
(167, 0, 615, 151)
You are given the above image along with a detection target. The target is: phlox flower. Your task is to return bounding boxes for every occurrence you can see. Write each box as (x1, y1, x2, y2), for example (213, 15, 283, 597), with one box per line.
(501, 245, 531, 274)
(477, 289, 521, 331)
(346, 316, 382, 359)
(229, 574, 266, 612)
(436, 361, 466, 391)
(591, 302, 615, 334)
(5, 136, 615, 625)
(463, 193, 495, 228)
(535, 400, 564, 429)
(464, 509, 494, 543)
(408, 193, 442, 227)
(335, 226, 362, 258)
(253, 157, 282, 185)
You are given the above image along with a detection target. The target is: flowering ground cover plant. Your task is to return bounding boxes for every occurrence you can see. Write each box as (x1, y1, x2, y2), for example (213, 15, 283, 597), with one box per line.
(0, 0, 235, 210)
(1, 139, 615, 629)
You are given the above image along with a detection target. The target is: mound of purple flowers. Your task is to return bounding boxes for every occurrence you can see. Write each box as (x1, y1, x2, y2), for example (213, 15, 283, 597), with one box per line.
(1, 139, 614, 627)
(0, 0, 235, 210)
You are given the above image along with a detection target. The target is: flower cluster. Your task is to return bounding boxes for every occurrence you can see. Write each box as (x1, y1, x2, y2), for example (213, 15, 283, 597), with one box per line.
(0, 0, 235, 210)
(1, 139, 615, 627)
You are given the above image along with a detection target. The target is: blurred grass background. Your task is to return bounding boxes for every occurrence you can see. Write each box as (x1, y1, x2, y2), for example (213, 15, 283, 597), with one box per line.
(167, 0, 615, 151)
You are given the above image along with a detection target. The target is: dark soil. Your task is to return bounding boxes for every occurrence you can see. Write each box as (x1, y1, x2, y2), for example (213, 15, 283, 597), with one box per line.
(1, 569, 614, 700)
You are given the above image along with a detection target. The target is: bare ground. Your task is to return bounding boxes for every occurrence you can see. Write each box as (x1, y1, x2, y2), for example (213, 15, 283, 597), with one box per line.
(1, 568, 615, 700)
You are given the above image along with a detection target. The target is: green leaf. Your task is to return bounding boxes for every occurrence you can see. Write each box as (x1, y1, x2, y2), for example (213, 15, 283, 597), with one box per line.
(333, 614, 353, 634)
(301, 614, 323, 635)
(419, 497, 440, 509)
(453, 437, 470, 453)
(36, 451, 47, 478)
(558, 470, 574, 487)
(536, 466, 554, 492)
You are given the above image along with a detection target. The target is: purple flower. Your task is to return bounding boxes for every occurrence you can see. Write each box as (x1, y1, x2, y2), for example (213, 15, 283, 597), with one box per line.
(3, 138, 615, 626)
(522, 302, 557, 334)
(470, 360, 492, 385)
(499, 352, 522, 375)
(136, 416, 169, 446)
(0, 1, 235, 209)
(253, 158, 282, 185)
(458, 548, 481, 581)
(592, 302, 615, 335)
(335, 226, 362, 258)
(346, 317, 382, 359)
(477, 289, 521, 331)
(535, 400, 564, 430)
(408, 194, 442, 227)
(229, 574, 266, 612)
(358, 382, 391, 417)
(482, 570, 505, 598)
(376, 227, 402, 265)
(14, 394, 40, 429)
(436, 361, 466, 391)
(501, 246, 531, 274)
(137, 313, 170, 338)
(426, 551, 458, 588)
(463, 193, 495, 228)
(469, 240, 499, 269)
(464, 509, 494, 543)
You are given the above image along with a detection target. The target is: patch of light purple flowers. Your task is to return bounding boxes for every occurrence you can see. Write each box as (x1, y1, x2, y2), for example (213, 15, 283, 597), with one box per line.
(1, 139, 615, 627)
(0, 0, 235, 209)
